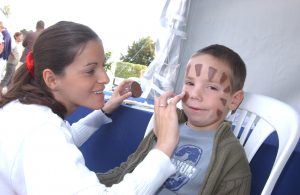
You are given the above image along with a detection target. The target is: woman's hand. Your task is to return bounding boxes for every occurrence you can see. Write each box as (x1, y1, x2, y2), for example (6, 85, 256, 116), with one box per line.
(153, 91, 185, 157)
(101, 79, 133, 114)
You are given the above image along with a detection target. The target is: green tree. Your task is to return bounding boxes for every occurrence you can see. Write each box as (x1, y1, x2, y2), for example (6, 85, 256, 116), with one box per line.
(120, 36, 155, 66)
(104, 51, 113, 71)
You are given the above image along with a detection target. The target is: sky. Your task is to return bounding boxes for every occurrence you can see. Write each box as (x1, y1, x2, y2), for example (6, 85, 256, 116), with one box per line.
(1, 0, 164, 60)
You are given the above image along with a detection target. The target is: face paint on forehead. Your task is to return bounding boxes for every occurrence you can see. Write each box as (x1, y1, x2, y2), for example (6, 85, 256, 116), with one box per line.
(220, 72, 232, 94)
(208, 66, 217, 81)
(220, 72, 228, 84)
(195, 64, 202, 77)
(219, 71, 233, 93)
(185, 64, 191, 77)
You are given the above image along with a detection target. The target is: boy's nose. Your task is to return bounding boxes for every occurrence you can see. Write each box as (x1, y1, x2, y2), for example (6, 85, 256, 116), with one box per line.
(190, 87, 203, 101)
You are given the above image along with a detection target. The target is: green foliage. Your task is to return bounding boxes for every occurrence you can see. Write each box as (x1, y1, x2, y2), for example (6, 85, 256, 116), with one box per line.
(104, 51, 113, 71)
(115, 61, 147, 78)
(120, 36, 155, 66)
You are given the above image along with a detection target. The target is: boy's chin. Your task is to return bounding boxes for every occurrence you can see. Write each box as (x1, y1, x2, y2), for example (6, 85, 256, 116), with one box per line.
(187, 117, 223, 130)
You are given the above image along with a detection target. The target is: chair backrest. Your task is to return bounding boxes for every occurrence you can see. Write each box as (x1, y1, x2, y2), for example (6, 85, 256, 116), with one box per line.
(144, 92, 300, 195)
(226, 92, 300, 195)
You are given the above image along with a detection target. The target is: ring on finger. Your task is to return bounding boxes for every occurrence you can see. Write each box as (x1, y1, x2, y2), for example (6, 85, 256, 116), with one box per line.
(159, 104, 167, 107)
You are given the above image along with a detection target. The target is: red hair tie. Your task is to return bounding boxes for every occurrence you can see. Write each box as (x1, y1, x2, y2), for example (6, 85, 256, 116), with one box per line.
(26, 51, 34, 76)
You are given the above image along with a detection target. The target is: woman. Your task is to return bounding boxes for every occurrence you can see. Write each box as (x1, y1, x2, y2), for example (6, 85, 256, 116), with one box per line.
(0, 21, 184, 194)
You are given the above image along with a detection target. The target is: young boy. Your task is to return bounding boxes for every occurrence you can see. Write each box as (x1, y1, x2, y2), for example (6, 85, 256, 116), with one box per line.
(97, 44, 251, 194)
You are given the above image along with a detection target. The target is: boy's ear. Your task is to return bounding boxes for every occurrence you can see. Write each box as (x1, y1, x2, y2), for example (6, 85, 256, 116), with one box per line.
(42, 68, 58, 90)
(229, 90, 244, 111)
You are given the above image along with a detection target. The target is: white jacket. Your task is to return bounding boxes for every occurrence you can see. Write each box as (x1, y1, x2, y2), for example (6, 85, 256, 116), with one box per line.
(0, 100, 175, 195)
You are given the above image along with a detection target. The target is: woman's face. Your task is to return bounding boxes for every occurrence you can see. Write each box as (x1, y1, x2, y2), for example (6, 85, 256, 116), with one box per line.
(51, 39, 109, 115)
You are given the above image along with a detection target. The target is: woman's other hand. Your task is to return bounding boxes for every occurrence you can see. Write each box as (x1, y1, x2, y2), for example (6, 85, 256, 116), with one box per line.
(102, 79, 133, 114)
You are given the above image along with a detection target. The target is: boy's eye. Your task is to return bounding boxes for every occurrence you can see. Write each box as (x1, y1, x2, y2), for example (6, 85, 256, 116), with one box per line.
(185, 81, 194, 86)
(207, 85, 219, 91)
(210, 86, 217, 90)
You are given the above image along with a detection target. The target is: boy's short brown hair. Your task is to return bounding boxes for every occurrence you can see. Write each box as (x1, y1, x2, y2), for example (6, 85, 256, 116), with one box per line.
(192, 44, 246, 93)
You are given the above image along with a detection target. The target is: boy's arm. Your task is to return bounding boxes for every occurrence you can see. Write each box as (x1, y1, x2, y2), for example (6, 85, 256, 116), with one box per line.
(97, 131, 157, 186)
(210, 156, 251, 195)
(216, 141, 251, 195)
(215, 175, 251, 195)
(201, 124, 251, 195)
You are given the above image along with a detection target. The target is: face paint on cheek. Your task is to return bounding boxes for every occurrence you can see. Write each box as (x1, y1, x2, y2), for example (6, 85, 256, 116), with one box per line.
(195, 64, 202, 77)
(217, 97, 227, 119)
(216, 109, 223, 118)
(185, 64, 191, 77)
(208, 66, 217, 81)
(220, 98, 227, 106)
(223, 86, 231, 93)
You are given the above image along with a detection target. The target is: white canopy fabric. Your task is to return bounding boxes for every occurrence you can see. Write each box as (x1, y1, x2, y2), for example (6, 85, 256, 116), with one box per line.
(141, 0, 191, 99)
(170, 0, 300, 115)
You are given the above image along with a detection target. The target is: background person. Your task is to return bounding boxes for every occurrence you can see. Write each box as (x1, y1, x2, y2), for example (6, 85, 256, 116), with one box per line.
(0, 32, 24, 95)
(0, 33, 4, 54)
(0, 33, 4, 53)
(20, 20, 44, 63)
(0, 21, 12, 80)
(0, 34, 4, 80)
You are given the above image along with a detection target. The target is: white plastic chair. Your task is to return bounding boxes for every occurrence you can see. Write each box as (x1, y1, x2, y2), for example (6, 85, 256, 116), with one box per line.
(227, 92, 300, 195)
(144, 92, 300, 195)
